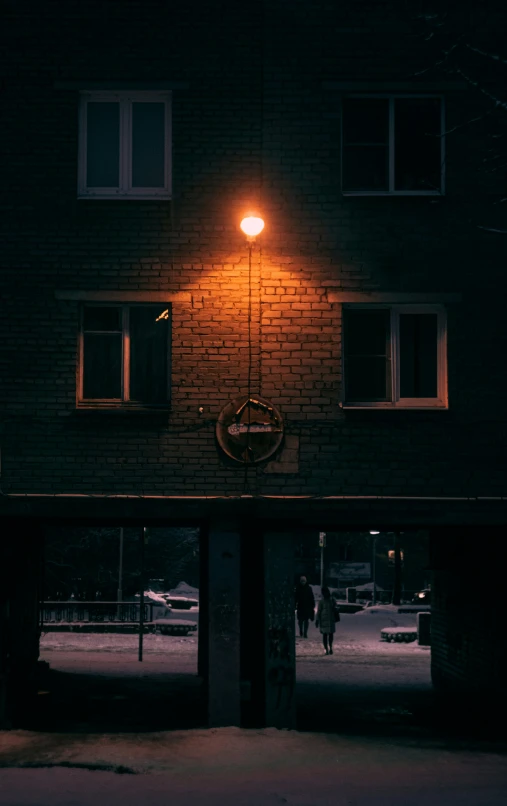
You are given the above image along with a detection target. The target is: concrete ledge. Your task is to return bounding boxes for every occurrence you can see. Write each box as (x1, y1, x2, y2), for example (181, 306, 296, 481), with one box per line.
(397, 605, 431, 614)
(381, 627, 417, 643)
(156, 619, 197, 636)
(328, 292, 462, 304)
(55, 290, 191, 303)
(333, 602, 364, 614)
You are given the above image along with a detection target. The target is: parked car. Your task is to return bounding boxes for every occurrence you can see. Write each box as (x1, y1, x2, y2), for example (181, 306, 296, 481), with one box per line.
(412, 589, 431, 604)
(134, 591, 172, 620)
(162, 595, 198, 610)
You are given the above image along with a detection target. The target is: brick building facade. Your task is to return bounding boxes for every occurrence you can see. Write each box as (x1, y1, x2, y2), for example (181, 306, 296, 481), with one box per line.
(1, 0, 507, 728)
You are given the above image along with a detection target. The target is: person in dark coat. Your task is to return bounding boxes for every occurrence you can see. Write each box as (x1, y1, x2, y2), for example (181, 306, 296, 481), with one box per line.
(315, 586, 336, 655)
(295, 575, 315, 638)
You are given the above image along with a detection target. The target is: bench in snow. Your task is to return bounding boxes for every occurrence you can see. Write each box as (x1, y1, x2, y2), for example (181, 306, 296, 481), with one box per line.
(155, 619, 197, 636)
(381, 627, 417, 643)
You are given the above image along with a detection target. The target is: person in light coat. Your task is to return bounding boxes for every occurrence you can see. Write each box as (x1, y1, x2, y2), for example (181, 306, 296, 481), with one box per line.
(315, 586, 336, 655)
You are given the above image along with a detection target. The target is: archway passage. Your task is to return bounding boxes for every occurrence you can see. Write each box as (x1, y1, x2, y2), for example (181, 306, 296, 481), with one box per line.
(29, 525, 204, 732)
(291, 527, 506, 740)
(2, 517, 506, 738)
(293, 529, 434, 736)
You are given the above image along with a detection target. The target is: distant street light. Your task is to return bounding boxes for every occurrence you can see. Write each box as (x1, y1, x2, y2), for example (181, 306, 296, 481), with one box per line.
(370, 531, 379, 605)
(117, 527, 124, 619)
(319, 532, 326, 588)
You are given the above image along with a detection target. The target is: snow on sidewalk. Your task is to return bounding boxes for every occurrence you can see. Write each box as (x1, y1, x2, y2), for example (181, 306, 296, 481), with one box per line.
(40, 631, 198, 654)
(296, 609, 429, 655)
(39, 610, 431, 692)
(40, 609, 424, 656)
(1, 728, 507, 806)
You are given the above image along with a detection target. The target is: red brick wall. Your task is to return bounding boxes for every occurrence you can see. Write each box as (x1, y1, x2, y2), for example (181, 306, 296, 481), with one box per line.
(1, 0, 507, 498)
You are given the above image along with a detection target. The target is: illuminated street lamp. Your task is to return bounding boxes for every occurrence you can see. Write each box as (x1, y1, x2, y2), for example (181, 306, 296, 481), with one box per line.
(231, 213, 266, 465)
(240, 215, 264, 243)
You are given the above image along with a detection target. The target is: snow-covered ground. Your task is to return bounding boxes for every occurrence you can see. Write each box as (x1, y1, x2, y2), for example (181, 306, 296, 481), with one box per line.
(297, 606, 427, 655)
(40, 630, 198, 654)
(40, 606, 421, 654)
(3, 607, 501, 805)
(39, 608, 430, 696)
(4, 609, 503, 804)
(1, 727, 507, 806)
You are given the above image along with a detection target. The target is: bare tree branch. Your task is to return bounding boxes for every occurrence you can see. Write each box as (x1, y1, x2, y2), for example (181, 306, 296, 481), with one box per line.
(465, 43, 507, 68)
(412, 38, 463, 77)
(452, 67, 507, 112)
(442, 107, 495, 136)
(478, 225, 507, 233)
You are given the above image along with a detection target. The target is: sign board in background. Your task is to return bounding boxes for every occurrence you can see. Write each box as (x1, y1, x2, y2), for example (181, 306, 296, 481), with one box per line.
(328, 562, 371, 582)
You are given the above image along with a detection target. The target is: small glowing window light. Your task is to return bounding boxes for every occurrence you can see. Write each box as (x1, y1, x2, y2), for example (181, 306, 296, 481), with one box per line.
(369, 530, 380, 535)
(240, 216, 265, 239)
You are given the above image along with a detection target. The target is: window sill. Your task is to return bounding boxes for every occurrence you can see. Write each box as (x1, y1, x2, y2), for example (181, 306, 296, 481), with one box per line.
(75, 405, 170, 415)
(77, 194, 172, 201)
(341, 403, 448, 411)
(342, 191, 443, 197)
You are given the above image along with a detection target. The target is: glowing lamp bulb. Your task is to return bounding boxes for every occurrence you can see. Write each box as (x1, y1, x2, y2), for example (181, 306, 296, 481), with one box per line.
(240, 216, 265, 239)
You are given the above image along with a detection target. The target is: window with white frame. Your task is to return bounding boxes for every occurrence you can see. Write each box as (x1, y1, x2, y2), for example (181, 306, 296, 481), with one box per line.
(341, 96, 444, 195)
(78, 304, 171, 406)
(342, 305, 447, 408)
(78, 91, 171, 199)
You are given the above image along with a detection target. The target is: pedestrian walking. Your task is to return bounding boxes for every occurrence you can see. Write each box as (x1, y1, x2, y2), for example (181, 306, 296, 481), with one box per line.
(315, 586, 337, 654)
(294, 575, 315, 638)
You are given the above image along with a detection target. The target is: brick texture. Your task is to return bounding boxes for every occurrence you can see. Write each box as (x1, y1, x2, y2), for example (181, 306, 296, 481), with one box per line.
(1, 0, 507, 500)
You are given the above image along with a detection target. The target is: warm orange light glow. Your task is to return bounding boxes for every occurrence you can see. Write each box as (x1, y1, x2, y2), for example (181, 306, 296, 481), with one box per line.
(240, 216, 265, 238)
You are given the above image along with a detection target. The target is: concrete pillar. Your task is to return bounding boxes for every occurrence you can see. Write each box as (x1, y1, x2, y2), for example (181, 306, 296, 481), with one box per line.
(197, 525, 209, 680)
(207, 522, 241, 727)
(0, 522, 43, 727)
(264, 531, 296, 729)
(239, 523, 265, 727)
(0, 535, 9, 727)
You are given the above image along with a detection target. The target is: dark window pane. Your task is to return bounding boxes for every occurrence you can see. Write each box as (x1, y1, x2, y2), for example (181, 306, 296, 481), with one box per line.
(400, 314, 438, 397)
(83, 333, 122, 399)
(344, 309, 391, 401)
(129, 307, 169, 403)
(342, 99, 389, 191)
(83, 306, 122, 332)
(342, 145, 389, 191)
(345, 357, 391, 401)
(345, 309, 390, 356)
(342, 99, 389, 144)
(86, 102, 120, 187)
(394, 98, 441, 191)
(132, 103, 165, 188)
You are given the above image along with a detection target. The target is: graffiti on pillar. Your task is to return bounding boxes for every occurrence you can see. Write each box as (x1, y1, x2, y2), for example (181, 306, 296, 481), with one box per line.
(268, 627, 290, 661)
(212, 588, 240, 644)
(267, 626, 295, 709)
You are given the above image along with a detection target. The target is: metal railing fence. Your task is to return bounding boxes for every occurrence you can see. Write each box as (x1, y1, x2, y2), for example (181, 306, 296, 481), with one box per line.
(41, 601, 154, 624)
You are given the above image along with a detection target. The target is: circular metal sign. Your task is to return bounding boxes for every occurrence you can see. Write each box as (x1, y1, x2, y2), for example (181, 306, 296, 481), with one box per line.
(216, 395, 284, 464)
